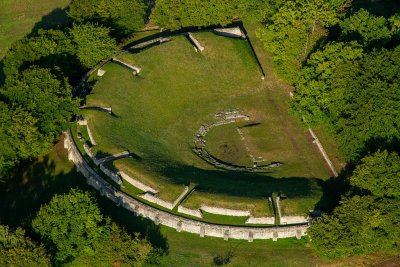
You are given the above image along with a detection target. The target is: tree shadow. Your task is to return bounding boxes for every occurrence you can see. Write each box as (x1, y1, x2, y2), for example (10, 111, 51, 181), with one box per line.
(352, 0, 400, 18)
(30, 8, 71, 36)
(0, 139, 168, 252)
(160, 163, 324, 199)
(313, 164, 353, 213)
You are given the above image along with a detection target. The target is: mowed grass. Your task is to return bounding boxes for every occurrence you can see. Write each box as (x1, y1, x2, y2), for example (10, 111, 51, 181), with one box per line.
(84, 31, 331, 216)
(205, 123, 253, 167)
(0, 0, 70, 59)
(182, 191, 274, 218)
(1, 136, 395, 267)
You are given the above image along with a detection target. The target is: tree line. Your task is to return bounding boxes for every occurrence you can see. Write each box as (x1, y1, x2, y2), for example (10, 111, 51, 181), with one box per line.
(1, 189, 160, 266)
(256, 0, 400, 259)
(0, 0, 399, 263)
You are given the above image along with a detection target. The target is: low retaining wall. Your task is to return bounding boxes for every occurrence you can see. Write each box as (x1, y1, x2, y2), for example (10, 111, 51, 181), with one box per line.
(112, 58, 141, 74)
(140, 186, 189, 210)
(201, 205, 251, 217)
(187, 32, 204, 52)
(94, 151, 130, 166)
(214, 27, 246, 39)
(280, 216, 308, 225)
(246, 217, 275, 225)
(80, 106, 112, 114)
(78, 119, 97, 146)
(64, 131, 308, 241)
(276, 196, 309, 225)
(99, 164, 122, 185)
(178, 205, 203, 218)
(128, 37, 171, 50)
(119, 171, 158, 194)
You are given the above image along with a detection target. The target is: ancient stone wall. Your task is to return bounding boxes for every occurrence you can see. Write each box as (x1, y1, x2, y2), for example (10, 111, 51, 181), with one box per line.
(119, 171, 159, 194)
(99, 164, 122, 185)
(214, 27, 246, 39)
(140, 186, 188, 210)
(280, 216, 308, 225)
(276, 196, 308, 225)
(178, 205, 203, 218)
(112, 58, 141, 75)
(200, 205, 251, 217)
(187, 32, 204, 52)
(64, 131, 309, 241)
(246, 217, 275, 225)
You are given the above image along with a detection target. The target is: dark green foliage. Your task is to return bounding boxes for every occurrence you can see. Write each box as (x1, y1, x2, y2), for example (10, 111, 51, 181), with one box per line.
(350, 150, 400, 198)
(0, 225, 51, 267)
(2, 67, 78, 138)
(70, 23, 119, 68)
(292, 43, 400, 160)
(256, 0, 343, 83)
(0, 102, 47, 179)
(151, 0, 236, 30)
(236, 0, 287, 23)
(2, 29, 80, 83)
(309, 196, 400, 259)
(291, 41, 363, 125)
(32, 189, 153, 265)
(68, 0, 146, 35)
(340, 9, 393, 46)
(328, 47, 400, 160)
(73, 222, 152, 266)
(32, 189, 106, 263)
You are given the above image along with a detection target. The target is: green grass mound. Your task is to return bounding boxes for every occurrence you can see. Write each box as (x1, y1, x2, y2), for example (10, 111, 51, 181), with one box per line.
(82, 32, 331, 222)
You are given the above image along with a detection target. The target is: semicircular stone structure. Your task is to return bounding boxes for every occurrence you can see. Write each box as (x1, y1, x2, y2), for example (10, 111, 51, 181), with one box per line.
(64, 131, 308, 241)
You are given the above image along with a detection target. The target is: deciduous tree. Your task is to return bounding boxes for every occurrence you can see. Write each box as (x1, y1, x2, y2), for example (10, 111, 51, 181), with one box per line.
(32, 189, 105, 263)
(350, 150, 400, 198)
(256, 0, 343, 83)
(151, 0, 236, 30)
(70, 23, 119, 68)
(0, 225, 50, 267)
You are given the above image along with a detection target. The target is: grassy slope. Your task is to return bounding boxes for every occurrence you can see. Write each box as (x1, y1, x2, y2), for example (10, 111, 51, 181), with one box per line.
(0, 0, 70, 59)
(83, 32, 331, 216)
(0, 137, 397, 266)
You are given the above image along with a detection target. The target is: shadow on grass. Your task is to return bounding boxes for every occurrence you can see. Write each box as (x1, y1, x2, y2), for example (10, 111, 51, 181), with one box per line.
(30, 8, 71, 35)
(0, 141, 168, 252)
(161, 164, 323, 199)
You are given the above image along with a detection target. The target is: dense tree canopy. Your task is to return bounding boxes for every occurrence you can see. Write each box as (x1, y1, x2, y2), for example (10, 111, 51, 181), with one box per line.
(68, 0, 147, 36)
(291, 41, 364, 125)
(0, 225, 51, 266)
(32, 189, 106, 263)
(72, 223, 152, 266)
(151, 0, 236, 30)
(32, 189, 153, 265)
(325, 47, 400, 160)
(2, 29, 80, 83)
(2, 67, 78, 138)
(70, 23, 119, 68)
(309, 196, 400, 259)
(339, 9, 393, 47)
(256, 0, 344, 83)
(350, 150, 400, 198)
(0, 103, 47, 178)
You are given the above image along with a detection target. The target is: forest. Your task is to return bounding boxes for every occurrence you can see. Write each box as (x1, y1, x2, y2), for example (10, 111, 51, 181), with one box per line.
(0, 0, 399, 265)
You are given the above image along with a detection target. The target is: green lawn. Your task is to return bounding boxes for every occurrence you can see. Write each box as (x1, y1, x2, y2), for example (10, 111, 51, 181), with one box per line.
(0, 139, 395, 266)
(81, 31, 332, 218)
(0, 0, 70, 59)
(205, 123, 254, 167)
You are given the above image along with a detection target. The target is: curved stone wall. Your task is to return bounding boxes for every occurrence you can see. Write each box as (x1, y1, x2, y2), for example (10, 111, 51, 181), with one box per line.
(64, 131, 309, 241)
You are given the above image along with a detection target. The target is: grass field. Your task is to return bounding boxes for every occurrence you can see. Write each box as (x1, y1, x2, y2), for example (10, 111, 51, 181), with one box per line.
(81, 31, 332, 218)
(0, 0, 70, 59)
(0, 137, 397, 266)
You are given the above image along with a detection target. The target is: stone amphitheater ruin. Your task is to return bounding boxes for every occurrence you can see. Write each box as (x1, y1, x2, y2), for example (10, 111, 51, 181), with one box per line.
(67, 26, 338, 241)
